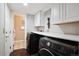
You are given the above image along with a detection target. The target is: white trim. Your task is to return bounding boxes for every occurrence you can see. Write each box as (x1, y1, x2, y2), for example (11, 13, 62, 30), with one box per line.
(14, 40, 25, 42)
(11, 11, 26, 16)
(12, 12, 27, 49)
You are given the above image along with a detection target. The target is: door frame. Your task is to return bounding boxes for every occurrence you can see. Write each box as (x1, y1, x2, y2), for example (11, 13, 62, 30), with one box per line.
(12, 12, 27, 50)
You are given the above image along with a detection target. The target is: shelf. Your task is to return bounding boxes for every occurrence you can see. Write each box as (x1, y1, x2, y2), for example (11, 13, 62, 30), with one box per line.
(53, 19, 79, 25)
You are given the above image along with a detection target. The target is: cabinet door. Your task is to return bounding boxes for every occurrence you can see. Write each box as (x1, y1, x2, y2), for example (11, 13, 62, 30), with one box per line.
(51, 4, 66, 23)
(53, 4, 60, 22)
(0, 3, 5, 56)
(66, 3, 79, 20)
(62, 4, 66, 21)
(34, 11, 41, 26)
(40, 12, 44, 26)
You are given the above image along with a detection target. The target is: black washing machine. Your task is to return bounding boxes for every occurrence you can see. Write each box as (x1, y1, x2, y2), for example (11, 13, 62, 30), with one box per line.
(39, 37, 78, 56)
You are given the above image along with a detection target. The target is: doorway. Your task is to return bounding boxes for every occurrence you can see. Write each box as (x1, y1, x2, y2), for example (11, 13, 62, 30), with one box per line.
(13, 15, 26, 50)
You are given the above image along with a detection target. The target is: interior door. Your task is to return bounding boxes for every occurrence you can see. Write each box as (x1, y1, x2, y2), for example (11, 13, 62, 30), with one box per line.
(0, 3, 5, 56)
(13, 15, 26, 50)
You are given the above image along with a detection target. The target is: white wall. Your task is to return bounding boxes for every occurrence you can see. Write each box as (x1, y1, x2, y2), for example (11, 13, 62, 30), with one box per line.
(58, 23, 79, 35)
(5, 4, 13, 56)
(0, 3, 13, 56)
(26, 14, 35, 33)
(0, 3, 5, 56)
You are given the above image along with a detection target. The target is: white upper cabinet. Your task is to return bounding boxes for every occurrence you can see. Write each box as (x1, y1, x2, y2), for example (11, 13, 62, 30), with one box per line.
(51, 4, 65, 23)
(66, 3, 79, 20)
(34, 11, 41, 26)
(34, 4, 79, 25)
(34, 11, 44, 26)
(51, 4, 60, 23)
(52, 3, 79, 25)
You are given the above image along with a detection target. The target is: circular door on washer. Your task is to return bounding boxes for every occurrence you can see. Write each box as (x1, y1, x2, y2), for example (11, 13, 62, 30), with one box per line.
(39, 48, 54, 56)
(39, 37, 54, 56)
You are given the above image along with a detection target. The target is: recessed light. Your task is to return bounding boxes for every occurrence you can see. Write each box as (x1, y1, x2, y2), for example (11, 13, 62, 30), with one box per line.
(23, 3, 28, 6)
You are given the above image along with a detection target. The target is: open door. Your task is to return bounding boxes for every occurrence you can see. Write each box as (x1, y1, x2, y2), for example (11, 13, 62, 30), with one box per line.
(13, 15, 26, 50)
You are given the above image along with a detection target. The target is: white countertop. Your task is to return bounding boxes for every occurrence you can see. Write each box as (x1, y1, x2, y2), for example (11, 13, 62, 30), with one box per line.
(32, 31, 79, 42)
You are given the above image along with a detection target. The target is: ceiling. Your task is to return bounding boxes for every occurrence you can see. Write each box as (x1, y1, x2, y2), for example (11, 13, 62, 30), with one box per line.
(8, 3, 54, 15)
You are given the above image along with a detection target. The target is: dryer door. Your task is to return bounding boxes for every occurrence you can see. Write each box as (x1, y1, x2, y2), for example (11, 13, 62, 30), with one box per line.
(39, 48, 54, 56)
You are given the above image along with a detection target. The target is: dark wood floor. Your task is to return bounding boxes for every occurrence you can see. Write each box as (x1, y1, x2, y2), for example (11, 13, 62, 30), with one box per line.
(10, 48, 30, 56)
